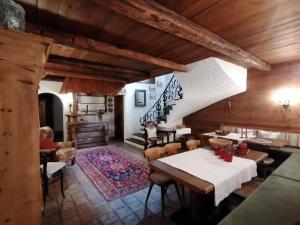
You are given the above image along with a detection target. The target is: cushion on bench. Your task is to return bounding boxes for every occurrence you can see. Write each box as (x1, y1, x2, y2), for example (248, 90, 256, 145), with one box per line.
(272, 153, 300, 182)
(218, 175, 300, 225)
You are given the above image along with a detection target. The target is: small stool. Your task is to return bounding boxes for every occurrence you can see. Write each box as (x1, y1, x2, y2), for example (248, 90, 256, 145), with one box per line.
(261, 157, 275, 178)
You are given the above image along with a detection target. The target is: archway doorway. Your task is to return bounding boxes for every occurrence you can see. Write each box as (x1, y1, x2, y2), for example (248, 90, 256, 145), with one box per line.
(38, 93, 64, 141)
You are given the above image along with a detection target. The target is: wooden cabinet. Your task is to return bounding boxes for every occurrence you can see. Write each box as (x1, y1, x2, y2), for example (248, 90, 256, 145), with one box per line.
(67, 121, 109, 149)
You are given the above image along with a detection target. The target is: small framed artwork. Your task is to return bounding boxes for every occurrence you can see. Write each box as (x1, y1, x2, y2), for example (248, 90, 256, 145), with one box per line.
(156, 80, 163, 88)
(149, 84, 156, 92)
(150, 93, 156, 100)
(135, 89, 146, 107)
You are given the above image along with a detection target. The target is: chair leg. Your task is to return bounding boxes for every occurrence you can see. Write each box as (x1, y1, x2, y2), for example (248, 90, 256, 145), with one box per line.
(42, 187, 47, 216)
(161, 185, 167, 217)
(60, 171, 65, 198)
(180, 184, 185, 204)
(174, 183, 184, 206)
(42, 177, 49, 215)
(145, 182, 154, 205)
(71, 157, 76, 165)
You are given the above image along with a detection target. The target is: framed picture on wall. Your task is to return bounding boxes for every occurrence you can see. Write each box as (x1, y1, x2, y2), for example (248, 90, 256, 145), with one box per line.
(149, 84, 156, 92)
(135, 89, 146, 107)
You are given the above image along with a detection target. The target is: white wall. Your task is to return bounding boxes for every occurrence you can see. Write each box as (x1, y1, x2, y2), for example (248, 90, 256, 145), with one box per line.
(123, 74, 173, 139)
(38, 80, 115, 140)
(166, 57, 247, 124)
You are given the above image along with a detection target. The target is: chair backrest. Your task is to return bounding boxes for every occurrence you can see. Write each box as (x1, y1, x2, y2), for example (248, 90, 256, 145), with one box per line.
(145, 122, 158, 138)
(186, 139, 201, 150)
(144, 147, 165, 161)
(40, 126, 54, 141)
(164, 143, 181, 155)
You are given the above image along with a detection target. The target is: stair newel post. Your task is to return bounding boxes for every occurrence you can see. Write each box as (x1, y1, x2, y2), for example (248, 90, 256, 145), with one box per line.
(0, 30, 53, 225)
(162, 90, 168, 122)
(156, 100, 162, 123)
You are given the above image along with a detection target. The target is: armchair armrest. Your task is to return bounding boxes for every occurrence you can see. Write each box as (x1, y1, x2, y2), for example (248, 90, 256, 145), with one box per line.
(56, 141, 75, 148)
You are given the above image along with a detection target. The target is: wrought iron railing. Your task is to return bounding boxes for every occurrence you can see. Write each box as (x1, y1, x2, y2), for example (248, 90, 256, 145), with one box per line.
(139, 75, 183, 126)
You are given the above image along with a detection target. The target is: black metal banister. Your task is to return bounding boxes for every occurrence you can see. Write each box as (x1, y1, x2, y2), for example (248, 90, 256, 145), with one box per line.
(139, 75, 183, 126)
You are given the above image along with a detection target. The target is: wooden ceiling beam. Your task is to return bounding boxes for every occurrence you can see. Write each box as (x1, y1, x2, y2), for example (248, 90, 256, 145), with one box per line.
(93, 0, 271, 71)
(26, 23, 188, 72)
(48, 56, 149, 78)
(45, 69, 127, 83)
(45, 62, 128, 83)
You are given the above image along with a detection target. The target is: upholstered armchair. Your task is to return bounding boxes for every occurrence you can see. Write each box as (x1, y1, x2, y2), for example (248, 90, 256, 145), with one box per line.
(40, 126, 76, 165)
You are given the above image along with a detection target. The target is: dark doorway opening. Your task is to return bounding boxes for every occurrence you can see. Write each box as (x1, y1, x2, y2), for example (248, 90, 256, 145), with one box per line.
(38, 93, 64, 141)
(114, 95, 124, 140)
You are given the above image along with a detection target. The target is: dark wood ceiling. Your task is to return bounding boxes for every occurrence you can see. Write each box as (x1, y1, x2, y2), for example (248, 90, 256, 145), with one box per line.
(17, 0, 300, 82)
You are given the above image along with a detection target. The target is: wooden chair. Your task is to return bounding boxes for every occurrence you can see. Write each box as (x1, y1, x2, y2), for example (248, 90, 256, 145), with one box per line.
(40, 152, 66, 213)
(186, 139, 201, 150)
(145, 122, 164, 148)
(40, 126, 76, 165)
(164, 142, 181, 155)
(144, 147, 183, 217)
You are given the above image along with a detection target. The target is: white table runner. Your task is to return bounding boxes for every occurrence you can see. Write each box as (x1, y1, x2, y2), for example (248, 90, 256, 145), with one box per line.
(203, 132, 255, 144)
(158, 149, 257, 206)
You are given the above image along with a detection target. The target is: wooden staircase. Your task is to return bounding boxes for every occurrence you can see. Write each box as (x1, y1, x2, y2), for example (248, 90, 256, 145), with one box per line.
(125, 133, 146, 149)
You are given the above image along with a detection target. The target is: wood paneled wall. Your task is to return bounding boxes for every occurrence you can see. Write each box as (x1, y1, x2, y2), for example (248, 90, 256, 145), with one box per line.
(184, 60, 300, 135)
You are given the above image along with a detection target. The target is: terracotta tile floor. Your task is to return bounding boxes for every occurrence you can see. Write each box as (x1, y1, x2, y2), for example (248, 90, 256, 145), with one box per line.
(43, 142, 182, 225)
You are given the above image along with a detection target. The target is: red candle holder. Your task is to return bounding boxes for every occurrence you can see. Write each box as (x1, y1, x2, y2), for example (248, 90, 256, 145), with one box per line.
(225, 151, 233, 162)
(213, 147, 220, 155)
(219, 149, 226, 159)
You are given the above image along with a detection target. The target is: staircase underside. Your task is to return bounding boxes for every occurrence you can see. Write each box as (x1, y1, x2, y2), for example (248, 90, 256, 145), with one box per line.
(167, 57, 247, 125)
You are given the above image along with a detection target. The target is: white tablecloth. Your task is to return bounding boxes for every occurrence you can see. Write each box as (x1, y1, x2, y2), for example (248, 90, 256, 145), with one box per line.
(158, 149, 257, 206)
(176, 128, 192, 135)
(203, 132, 255, 144)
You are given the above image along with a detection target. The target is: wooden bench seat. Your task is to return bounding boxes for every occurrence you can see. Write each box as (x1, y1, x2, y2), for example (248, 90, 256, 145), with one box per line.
(218, 152, 300, 225)
(233, 177, 264, 198)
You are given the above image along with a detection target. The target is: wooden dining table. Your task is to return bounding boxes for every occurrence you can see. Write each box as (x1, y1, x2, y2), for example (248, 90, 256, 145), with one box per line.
(149, 147, 268, 224)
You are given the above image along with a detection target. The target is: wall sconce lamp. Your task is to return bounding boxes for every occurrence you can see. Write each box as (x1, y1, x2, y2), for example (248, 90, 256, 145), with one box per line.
(273, 87, 300, 110)
(279, 99, 290, 110)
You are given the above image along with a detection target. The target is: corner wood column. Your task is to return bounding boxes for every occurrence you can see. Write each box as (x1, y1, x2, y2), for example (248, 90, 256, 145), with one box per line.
(0, 29, 52, 225)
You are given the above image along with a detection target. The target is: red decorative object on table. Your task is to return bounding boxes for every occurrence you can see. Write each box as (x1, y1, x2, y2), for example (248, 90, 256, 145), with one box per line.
(219, 149, 226, 159)
(236, 143, 249, 155)
(213, 146, 221, 155)
(225, 151, 233, 162)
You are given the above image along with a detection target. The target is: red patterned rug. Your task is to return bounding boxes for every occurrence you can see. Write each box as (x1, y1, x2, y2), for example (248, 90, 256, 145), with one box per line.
(76, 146, 150, 201)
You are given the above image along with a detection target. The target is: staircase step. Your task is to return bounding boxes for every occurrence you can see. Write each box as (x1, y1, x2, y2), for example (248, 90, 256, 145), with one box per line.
(125, 138, 145, 146)
(132, 133, 145, 138)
